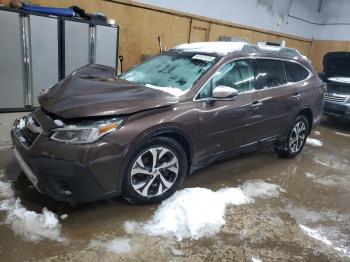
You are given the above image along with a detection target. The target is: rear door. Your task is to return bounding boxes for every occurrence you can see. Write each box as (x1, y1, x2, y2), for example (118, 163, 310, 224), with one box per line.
(196, 59, 263, 160)
(254, 58, 300, 139)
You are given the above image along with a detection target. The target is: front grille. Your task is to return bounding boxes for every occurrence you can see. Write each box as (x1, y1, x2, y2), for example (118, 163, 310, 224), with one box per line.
(324, 93, 347, 103)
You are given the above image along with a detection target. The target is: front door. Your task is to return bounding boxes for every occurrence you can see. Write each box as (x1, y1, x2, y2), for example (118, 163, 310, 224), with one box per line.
(196, 59, 263, 161)
(254, 58, 300, 138)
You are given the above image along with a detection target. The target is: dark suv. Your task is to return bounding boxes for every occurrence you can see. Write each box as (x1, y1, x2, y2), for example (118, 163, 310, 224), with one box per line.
(11, 42, 325, 204)
(320, 52, 350, 120)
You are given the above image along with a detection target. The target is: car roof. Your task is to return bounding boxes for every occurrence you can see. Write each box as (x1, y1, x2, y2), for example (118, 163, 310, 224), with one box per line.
(172, 41, 308, 61)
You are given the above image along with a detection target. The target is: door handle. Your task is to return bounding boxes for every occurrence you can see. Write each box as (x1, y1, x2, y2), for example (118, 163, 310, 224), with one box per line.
(292, 93, 301, 100)
(251, 100, 263, 107)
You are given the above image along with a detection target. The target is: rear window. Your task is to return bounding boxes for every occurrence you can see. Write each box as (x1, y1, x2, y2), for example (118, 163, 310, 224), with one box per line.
(254, 59, 286, 89)
(284, 61, 309, 83)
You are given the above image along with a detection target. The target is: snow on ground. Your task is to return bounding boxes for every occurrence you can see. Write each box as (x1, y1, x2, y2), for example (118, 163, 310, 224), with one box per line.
(140, 181, 284, 241)
(306, 138, 323, 147)
(240, 180, 285, 199)
(305, 172, 350, 188)
(90, 238, 131, 254)
(143, 187, 253, 240)
(305, 172, 316, 179)
(0, 175, 66, 242)
(335, 132, 350, 138)
(123, 220, 139, 235)
(251, 257, 263, 262)
(314, 153, 350, 172)
(314, 131, 321, 136)
(287, 204, 350, 258)
(0, 178, 14, 199)
(0, 198, 66, 242)
(299, 225, 350, 257)
(305, 172, 336, 185)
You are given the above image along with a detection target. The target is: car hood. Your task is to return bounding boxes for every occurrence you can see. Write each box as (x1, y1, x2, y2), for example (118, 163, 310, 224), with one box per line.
(323, 52, 350, 78)
(38, 64, 179, 119)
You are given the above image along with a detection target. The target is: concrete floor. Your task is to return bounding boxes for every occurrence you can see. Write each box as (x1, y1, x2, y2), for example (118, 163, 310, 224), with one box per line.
(0, 112, 349, 261)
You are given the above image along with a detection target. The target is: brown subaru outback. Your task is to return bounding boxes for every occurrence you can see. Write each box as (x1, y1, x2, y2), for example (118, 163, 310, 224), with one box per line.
(11, 42, 325, 204)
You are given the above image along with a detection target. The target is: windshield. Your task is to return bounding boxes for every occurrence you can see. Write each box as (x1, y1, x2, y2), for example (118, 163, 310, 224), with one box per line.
(120, 53, 218, 96)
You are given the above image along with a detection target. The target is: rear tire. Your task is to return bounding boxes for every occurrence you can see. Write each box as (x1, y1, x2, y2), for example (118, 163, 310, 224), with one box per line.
(274, 115, 309, 159)
(122, 136, 188, 204)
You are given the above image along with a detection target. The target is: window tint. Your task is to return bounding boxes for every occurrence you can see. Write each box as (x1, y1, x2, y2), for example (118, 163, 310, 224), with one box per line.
(284, 61, 309, 83)
(198, 59, 255, 99)
(255, 59, 286, 89)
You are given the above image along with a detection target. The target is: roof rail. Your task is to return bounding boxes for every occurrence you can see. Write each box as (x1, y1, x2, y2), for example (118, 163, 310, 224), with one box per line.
(242, 44, 302, 58)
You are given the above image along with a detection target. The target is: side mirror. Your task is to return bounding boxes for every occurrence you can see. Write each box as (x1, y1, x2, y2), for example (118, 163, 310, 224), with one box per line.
(212, 85, 238, 99)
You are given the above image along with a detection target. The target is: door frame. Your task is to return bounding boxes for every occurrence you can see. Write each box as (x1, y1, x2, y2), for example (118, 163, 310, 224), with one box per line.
(188, 18, 211, 43)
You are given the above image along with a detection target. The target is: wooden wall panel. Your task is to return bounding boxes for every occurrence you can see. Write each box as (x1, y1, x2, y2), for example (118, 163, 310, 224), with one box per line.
(101, 1, 191, 70)
(208, 24, 312, 58)
(0, 0, 335, 73)
(32, 0, 102, 13)
(209, 24, 251, 42)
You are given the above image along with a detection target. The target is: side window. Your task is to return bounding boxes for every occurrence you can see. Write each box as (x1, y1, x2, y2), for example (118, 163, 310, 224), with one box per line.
(255, 59, 286, 89)
(198, 59, 255, 99)
(284, 61, 309, 83)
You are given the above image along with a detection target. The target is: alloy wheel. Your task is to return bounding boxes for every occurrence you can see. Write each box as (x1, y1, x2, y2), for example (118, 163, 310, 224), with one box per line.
(289, 121, 307, 153)
(130, 147, 179, 197)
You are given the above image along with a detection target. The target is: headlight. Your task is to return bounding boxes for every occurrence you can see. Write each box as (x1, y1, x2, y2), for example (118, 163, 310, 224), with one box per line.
(50, 118, 124, 144)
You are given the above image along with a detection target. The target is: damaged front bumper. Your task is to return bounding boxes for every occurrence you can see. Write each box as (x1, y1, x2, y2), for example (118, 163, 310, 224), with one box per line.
(11, 112, 123, 204)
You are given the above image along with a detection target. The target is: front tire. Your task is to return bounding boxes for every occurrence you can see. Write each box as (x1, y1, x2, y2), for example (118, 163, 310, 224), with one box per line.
(122, 137, 188, 204)
(274, 115, 309, 158)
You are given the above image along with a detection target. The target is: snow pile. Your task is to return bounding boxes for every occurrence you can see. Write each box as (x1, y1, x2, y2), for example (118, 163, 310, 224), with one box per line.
(0, 175, 66, 242)
(299, 225, 350, 257)
(123, 220, 139, 235)
(0, 198, 66, 242)
(143, 187, 253, 240)
(173, 42, 247, 55)
(251, 257, 263, 262)
(241, 180, 285, 199)
(90, 238, 131, 254)
(145, 84, 186, 97)
(305, 172, 316, 179)
(0, 179, 14, 199)
(306, 138, 323, 147)
(314, 131, 321, 136)
(125, 181, 284, 241)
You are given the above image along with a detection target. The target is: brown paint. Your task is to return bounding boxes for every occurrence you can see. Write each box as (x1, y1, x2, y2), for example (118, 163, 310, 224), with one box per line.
(11, 47, 324, 203)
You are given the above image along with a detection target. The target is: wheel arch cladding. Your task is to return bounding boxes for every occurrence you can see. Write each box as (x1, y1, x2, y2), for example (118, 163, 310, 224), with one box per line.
(154, 131, 192, 168)
(299, 108, 313, 134)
